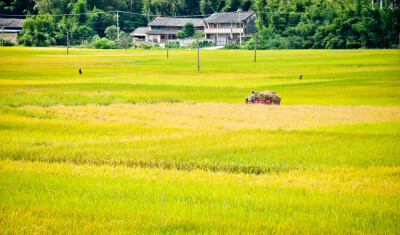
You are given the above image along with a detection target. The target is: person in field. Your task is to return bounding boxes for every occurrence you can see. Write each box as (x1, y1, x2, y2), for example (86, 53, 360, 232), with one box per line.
(79, 68, 82, 74)
(245, 91, 255, 103)
(247, 91, 255, 100)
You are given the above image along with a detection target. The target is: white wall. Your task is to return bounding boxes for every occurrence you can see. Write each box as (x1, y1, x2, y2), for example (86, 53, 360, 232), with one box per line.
(165, 38, 206, 47)
(148, 35, 161, 43)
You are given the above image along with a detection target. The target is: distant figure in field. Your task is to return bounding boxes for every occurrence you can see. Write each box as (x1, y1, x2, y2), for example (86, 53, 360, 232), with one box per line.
(246, 91, 255, 101)
(299, 75, 302, 80)
(79, 68, 82, 74)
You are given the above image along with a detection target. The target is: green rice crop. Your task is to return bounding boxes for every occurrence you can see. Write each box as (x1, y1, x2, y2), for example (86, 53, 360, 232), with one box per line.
(1, 47, 399, 106)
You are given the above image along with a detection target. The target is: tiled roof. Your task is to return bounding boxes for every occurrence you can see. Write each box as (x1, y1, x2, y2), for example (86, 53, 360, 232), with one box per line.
(130, 27, 150, 36)
(149, 17, 205, 27)
(204, 12, 255, 23)
(0, 18, 25, 28)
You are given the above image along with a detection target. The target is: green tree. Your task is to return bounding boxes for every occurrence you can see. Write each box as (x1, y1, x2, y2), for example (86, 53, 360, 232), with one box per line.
(255, 0, 268, 28)
(177, 22, 195, 39)
(142, 0, 154, 22)
(119, 31, 133, 49)
(105, 25, 119, 41)
(33, 0, 56, 14)
(54, 16, 73, 45)
(1, 0, 35, 14)
(222, 0, 240, 12)
(182, 22, 195, 37)
(71, 0, 88, 25)
(86, 7, 114, 37)
(74, 25, 96, 44)
(200, 0, 213, 15)
(18, 14, 56, 46)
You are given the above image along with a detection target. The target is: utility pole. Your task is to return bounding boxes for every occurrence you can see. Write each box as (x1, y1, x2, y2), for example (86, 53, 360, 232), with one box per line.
(1, 26, 4, 46)
(238, 10, 242, 46)
(67, 31, 69, 55)
(254, 33, 258, 62)
(167, 40, 169, 59)
(197, 39, 200, 72)
(117, 11, 120, 49)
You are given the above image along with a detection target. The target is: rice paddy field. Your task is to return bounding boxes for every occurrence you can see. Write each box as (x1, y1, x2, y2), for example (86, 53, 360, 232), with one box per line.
(0, 47, 399, 234)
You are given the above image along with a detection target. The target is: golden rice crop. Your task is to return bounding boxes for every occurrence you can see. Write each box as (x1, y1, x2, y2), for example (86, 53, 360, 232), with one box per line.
(22, 103, 400, 131)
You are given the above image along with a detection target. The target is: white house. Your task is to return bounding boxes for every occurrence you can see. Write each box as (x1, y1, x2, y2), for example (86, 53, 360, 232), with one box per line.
(145, 17, 205, 43)
(204, 11, 258, 46)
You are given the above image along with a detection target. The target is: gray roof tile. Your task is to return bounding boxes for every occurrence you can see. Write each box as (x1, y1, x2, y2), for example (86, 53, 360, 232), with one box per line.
(0, 18, 25, 28)
(204, 12, 255, 23)
(131, 27, 150, 36)
(149, 17, 205, 27)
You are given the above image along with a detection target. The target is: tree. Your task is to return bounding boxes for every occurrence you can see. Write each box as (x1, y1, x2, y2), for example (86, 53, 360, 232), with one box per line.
(74, 25, 96, 44)
(71, 0, 88, 26)
(119, 31, 133, 49)
(33, 0, 56, 14)
(18, 14, 56, 46)
(54, 16, 73, 45)
(1, 0, 35, 14)
(177, 22, 195, 39)
(86, 7, 114, 37)
(200, 0, 213, 15)
(105, 25, 118, 41)
(177, 0, 201, 15)
(255, 0, 268, 28)
(356, 0, 362, 17)
(222, 0, 240, 12)
(142, 0, 154, 22)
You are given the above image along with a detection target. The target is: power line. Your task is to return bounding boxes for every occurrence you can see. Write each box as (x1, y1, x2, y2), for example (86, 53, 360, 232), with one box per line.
(117, 10, 211, 18)
(0, 10, 213, 18)
(0, 11, 118, 18)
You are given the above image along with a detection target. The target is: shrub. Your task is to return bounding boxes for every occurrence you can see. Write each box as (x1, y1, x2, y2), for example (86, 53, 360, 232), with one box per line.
(139, 43, 153, 50)
(119, 32, 132, 49)
(2, 39, 14, 46)
(92, 37, 116, 49)
(190, 40, 213, 49)
(224, 43, 240, 50)
(192, 31, 205, 39)
(167, 41, 180, 49)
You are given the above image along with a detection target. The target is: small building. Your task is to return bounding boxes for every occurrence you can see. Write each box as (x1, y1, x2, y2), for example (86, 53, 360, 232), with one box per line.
(204, 12, 257, 46)
(0, 18, 25, 45)
(146, 17, 205, 43)
(130, 27, 150, 41)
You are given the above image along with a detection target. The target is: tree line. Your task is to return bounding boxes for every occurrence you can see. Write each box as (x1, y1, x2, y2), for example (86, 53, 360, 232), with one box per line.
(1, 0, 399, 49)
